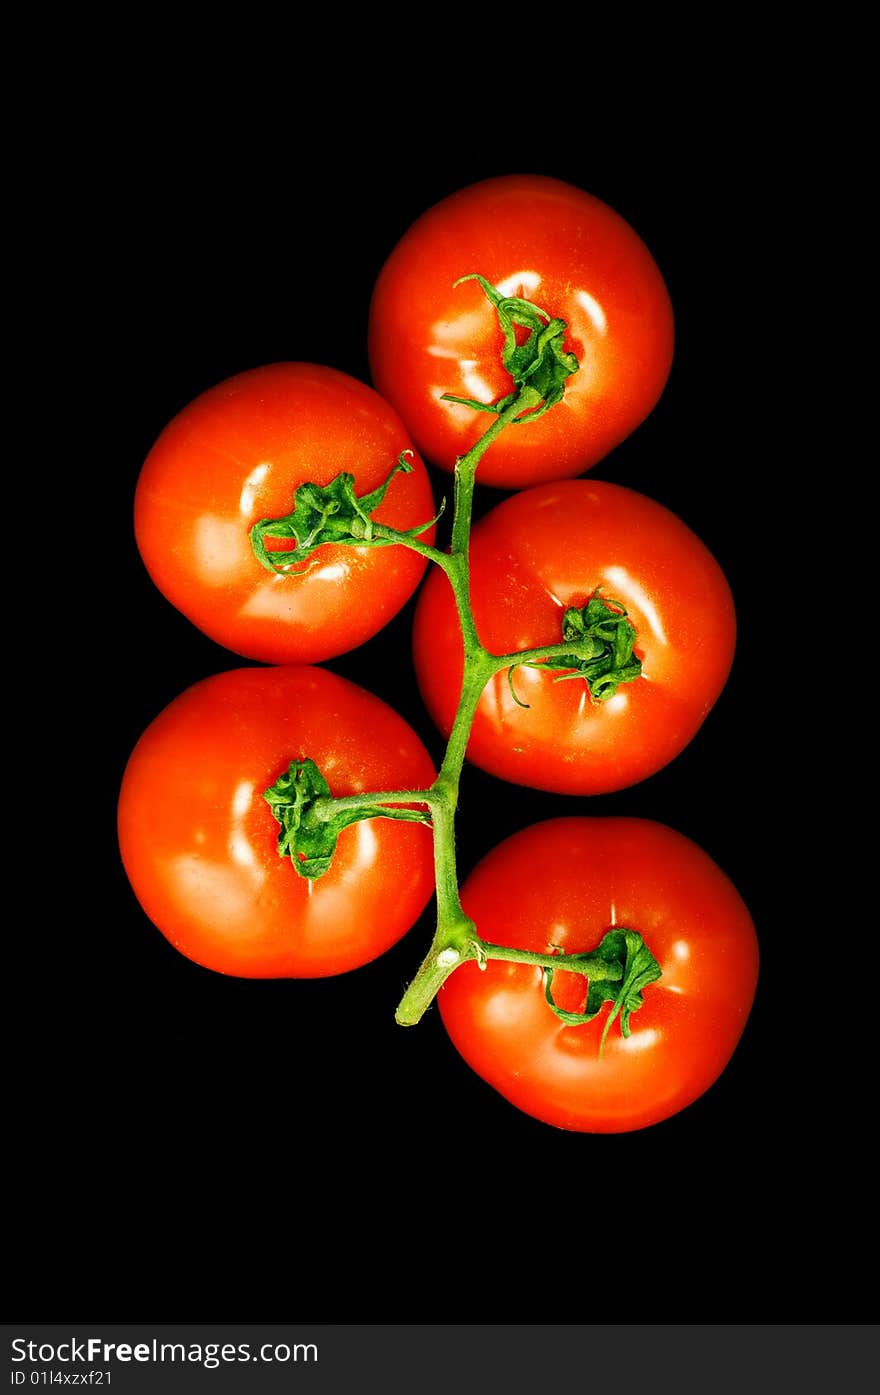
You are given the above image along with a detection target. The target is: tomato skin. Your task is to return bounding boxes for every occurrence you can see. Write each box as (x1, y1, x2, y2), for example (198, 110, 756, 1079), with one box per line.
(368, 175, 674, 488)
(134, 363, 436, 663)
(413, 480, 735, 795)
(440, 818, 758, 1133)
(117, 666, 436, 978)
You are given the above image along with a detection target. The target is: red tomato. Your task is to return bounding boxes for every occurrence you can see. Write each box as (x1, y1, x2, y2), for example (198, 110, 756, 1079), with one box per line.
(368, 175, 674, 487)
(117, 666, 436, 977)
(440, 818, 759, 1132)
(413, 480, 735, 795)
(135, 363, 436, 663)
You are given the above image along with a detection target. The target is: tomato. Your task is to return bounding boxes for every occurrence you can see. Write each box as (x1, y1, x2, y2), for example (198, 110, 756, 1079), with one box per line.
(368, 174, 674, 488)
(117, 666, 436, 977)
(413, 480, 735, 795)
(135, 362, 436, 663)
(440, 818, 758, 1132)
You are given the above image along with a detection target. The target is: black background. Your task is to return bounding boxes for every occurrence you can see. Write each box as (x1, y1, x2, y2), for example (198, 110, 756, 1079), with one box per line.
(13, 102, 852, 1322)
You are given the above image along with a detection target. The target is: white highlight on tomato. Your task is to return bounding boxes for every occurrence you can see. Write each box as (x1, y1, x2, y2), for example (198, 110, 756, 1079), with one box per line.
(170, 855, 263, 921)
(227, 781, 257, 868)
(239, 556, 352, 618)
(482, 989, 526, 1027)
(228, 831, 256, 868)
(353, 819, 379, 865)
(459, 362, 495, 404)
(576, 289, 608, 335)
(231, 780, 254, 820)
(603, 564, 668, 645)
(496, 270, 541, 299)
(193, 515, 249, 583)
(619, 1028, 660, 1053)
(309, 562, 348, 583)
(238, 462, 271, 517)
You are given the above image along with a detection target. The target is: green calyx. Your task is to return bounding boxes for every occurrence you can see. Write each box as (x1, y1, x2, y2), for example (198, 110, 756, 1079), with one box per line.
(543, 929, 663, 1054)
(249, 453, 442, 574)
(441, 273, 579, 423)
(508, 592, 642, 707)
(263, 759, 431, 880)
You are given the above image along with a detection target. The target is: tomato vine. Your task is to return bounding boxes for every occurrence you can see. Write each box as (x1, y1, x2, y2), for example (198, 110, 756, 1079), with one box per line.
(251, 277, 661, 1035)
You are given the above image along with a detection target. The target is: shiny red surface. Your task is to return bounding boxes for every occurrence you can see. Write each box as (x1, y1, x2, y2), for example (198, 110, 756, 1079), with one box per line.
(135, 363, 436, 663)
(440, 818, 759, 1132)
(118, 667, 436, 977)
(414, 481, 735, 794)
(369, 175, 674, 487)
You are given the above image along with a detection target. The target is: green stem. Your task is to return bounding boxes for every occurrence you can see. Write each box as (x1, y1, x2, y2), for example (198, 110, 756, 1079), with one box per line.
(394, 386, 544, 1026)
(395, 934, 629, 1028)
(475, 941, 624, 979)
(394, 936, 479, 1025)
(450, 389, 540, 555)
(393, 666, 490, 1027)
(436, 655, 494, 790)
(486, 639, 605, 671)
(312, 789, 438, 819)
(367, 524, 453, 574)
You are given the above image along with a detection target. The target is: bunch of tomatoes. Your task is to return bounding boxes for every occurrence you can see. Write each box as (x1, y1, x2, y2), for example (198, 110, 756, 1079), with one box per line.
(118, 175, 758, 1134)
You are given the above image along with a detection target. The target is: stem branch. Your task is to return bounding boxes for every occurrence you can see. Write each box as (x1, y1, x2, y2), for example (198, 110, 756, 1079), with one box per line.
(368, 524, 454, 573)
(476, 942, 624, 979)
(313, 789, 437, 819)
